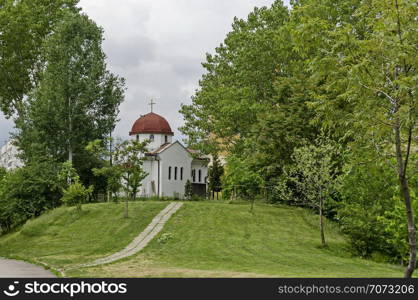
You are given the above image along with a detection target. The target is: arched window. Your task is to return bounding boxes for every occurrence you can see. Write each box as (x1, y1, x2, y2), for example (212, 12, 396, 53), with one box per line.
(165, 135, 168, 143)
(192, 169, 196, 182)
(174, 167, 178, 180)
(180, 167, 183, 180)
(136, 135, 139, 141)
(168, 166, 171, 180)
(198, 169, 202, 183)
(149, 134, 154, 141)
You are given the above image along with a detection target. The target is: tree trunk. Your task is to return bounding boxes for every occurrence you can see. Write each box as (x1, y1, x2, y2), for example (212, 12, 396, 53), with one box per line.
(319, 197, 326, 247)
(124, 197, 129, 218)
(250, 196, 255, 213)
(108, 131, 113, 203)
(67, 97, 73, 184)
(394, 124, 416, 278)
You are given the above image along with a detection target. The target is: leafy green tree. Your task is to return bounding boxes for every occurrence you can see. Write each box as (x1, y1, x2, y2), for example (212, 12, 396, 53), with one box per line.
(15, 12, 125, 179)
(207, 155, 224, 200)
(223, 155, 263, 202)
(113, 140, 148, 218)
(86, 139, 123, 202)
(0, 0, 79, 117)
(180, 1, 319, 194)
(279, 138, 340, 247)
(292, 0, 417, 277)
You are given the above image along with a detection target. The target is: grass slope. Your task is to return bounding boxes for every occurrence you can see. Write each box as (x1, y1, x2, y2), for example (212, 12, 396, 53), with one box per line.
(68, 202, 404, 277)
(0, 201, 167, 270)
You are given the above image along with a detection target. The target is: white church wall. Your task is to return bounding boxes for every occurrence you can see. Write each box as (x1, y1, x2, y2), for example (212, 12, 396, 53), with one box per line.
(134, 133, 173, 152)
(191, 160, 209, 184)
(139, 158, 160, 197)
(159, 142, 193, 198)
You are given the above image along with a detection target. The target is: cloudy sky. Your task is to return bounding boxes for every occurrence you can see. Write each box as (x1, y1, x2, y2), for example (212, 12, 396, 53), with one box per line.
(0, 0, 289, 145)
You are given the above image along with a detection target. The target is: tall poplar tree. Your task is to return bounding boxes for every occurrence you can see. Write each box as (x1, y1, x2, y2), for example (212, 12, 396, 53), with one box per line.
(0, 0, 79, 117)
(16, 12, 125, 176)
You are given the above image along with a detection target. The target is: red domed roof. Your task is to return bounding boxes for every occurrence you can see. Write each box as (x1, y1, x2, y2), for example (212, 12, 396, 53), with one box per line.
(129, 112, 174, 135)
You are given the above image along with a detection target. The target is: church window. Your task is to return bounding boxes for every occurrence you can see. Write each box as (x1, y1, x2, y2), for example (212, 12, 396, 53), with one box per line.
(174, 167, 178, 180)
(149, 134, 154, 141)
(198, 170, 202, 183)
(192, 169, 196, 182)
(136, 135, 139, 141)
(168, 166, 172, 180)
(180, 167, 183, 180)
(165, 135, 168, 143)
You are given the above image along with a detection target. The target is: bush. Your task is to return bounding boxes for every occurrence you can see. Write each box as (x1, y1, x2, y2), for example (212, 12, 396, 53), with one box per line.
(337, 160, 416, 264)
(0, 167, 6, 181)
(61, 182, 93, 211)
(0, 162, 62, 233)
(157, 232, 174, 244)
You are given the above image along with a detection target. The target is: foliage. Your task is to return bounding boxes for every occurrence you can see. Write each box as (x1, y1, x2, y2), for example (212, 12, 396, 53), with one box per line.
(61, 182, 93, 211)
(0, 167, 6, 182)
(292, 0, 418, 277)
(0, 162, 61, 233)
(222, 155, 263, 199)
(338, 160, 417, 264)
(88, 138, 148, 216)
(0, 0, 80, 117)
(278, 137, 341, 246)
(181, 0, 416, 274)
(207, 155, 224, 199)
(184, 180, 193, 201)
(113, 140, 148, 200)
(58, 161, 80, 186)
(15, 12, 125, 184)
(180, 1, 319, 192)
(86, 139, 123, 202)
(59, 161, 93, 211)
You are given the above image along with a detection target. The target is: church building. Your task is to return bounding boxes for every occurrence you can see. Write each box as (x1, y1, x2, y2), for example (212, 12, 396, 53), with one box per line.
(129, 110, 208, 198)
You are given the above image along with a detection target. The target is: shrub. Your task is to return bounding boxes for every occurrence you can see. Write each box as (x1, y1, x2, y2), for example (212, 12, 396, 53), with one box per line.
(0, 161, 62, 233)
(337, 160, 417, 264)
(157, 232, 174, 244)
(61, 182, 93, 211)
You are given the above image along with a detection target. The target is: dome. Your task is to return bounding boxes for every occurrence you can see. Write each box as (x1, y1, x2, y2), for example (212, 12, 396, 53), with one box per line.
(129, 112, 174, 135)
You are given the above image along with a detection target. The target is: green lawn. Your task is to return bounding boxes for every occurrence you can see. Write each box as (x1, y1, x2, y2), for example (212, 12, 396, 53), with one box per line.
(0, 201, 167, 270)
(67, 202, 405, 277)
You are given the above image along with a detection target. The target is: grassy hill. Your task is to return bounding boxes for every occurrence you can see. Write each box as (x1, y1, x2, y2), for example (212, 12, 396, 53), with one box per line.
(0, 201, 405, 277)
(0, 201, 167, 271)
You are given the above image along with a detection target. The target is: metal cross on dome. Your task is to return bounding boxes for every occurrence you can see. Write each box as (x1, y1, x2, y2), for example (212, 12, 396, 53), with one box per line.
(149, 99, 156, 113)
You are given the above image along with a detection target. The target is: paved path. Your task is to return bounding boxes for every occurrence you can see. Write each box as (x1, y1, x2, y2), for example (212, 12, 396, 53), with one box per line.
(0, 258, 55, 278)
(79, 202, 183, 268)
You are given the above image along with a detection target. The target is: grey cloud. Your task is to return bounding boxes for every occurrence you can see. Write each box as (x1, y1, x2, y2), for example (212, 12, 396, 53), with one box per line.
(104, 35, 156, 68)
(0, 0, 289, 145)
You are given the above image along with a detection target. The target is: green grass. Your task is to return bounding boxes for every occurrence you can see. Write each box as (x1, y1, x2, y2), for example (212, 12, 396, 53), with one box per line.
(67, 202, 405, 277)
(0, 201, 167, 270)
